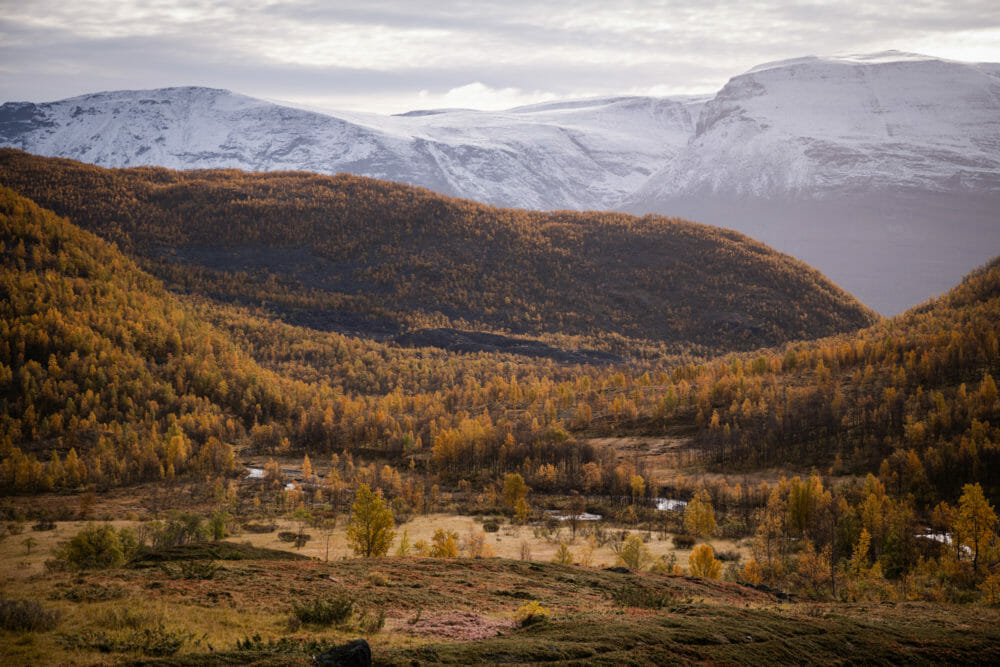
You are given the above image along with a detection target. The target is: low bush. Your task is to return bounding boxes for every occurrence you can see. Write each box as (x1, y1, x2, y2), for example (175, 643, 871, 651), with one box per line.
(236, 634, 330, 655)
(242, 522, 277, 533)
(278, 531, 311, 548)
(482, 519, 501, 533)
(57, 524, 127, 569)
(716, 549, 741, 562)
(32, 519, 56, 531)
(672, 534, 696, 549)
(292, 595, 353, 627)
(514, 601, 550, 627)
(60, 625, 194, 656)
(161, 560, 221, 579)
(56, 583, 128, 602)
(366, 571, 389, 586)
(358, 608, 386, 634)
(610, 584, 679, 609)
(0, 596, 61, 631)
(94, 604, 159, 631)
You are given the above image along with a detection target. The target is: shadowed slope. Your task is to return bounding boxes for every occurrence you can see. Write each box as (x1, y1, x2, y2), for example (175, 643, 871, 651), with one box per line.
(0, 149, 877, 353)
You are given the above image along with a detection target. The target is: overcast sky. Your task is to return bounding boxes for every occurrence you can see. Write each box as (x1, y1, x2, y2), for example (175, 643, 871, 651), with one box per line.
(2, 1, 998, 114)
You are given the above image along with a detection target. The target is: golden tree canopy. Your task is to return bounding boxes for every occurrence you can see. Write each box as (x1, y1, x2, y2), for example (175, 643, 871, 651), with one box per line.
(684, 488, 717, 538)
(346, 483, 395, 558)
(689, 544, 722, 579)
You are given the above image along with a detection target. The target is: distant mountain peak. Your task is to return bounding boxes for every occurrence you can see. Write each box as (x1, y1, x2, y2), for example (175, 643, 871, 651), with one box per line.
(744, 50, 945, 74)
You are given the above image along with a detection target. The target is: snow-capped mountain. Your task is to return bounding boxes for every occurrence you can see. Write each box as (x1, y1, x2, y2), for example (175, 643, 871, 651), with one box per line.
(0, 86, 703, 211)
(623, 52, 1000, 316)
(626, 51, 1000, 202)
(2, 51, 999, 315)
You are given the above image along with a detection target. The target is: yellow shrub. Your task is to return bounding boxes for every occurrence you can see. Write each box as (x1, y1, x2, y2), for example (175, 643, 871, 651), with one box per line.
(741, 557, 763, 586)
(689, 544, 722, 579)
(515, 601, 550, 626)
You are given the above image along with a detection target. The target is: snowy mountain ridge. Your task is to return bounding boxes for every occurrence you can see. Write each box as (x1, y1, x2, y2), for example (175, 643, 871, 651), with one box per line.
(628, 50, 1000, 203)
(2, 51, 997, 211)
(0, 85, 701, 211)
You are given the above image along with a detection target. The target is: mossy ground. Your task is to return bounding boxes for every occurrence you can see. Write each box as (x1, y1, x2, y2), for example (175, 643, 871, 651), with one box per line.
(2, 541, 998, 665)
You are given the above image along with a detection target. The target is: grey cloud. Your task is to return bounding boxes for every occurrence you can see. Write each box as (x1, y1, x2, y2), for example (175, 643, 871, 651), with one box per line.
(1, 0, 997, 109)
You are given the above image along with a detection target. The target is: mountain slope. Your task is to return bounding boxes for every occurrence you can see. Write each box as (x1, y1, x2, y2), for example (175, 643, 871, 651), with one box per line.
(4, 52, 996, 314)
(664, 254, 1000, 501)
(8, 53, 997, 212)
(0, 87, 700, 211)
(0, 186, 303, 491)
(625, 52, 1000, 315)
(629, 52, 1000, 200)
(0, 150, 877, 352)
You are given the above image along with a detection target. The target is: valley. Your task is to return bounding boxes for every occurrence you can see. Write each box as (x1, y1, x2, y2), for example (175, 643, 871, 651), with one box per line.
(1, 156, 998, 663)
(4, 0, 1000, 661)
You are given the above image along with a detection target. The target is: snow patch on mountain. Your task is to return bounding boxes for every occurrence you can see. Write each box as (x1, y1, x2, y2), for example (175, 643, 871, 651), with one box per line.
(628, 52, 1000, 202)
(0, 87, 699, 211)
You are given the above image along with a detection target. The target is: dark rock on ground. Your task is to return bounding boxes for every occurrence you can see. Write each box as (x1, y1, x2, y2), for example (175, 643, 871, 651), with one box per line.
(314, 638, 372, 667)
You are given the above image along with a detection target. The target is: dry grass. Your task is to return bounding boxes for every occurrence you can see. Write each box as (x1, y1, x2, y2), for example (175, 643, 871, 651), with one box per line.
(231, 513, 749, 567)
(2, 527, 998, 665)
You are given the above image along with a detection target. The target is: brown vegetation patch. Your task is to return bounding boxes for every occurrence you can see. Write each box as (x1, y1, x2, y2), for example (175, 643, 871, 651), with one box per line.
(402, 610, 516, 641)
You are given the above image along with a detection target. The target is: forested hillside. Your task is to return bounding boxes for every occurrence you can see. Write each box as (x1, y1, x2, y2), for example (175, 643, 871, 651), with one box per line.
(0, 149, 877, 353)
(0, 187, 305, 490)
(679, 257, 1000, 501)
(1, 181, 996, 510)
(0, 188, 617, 493)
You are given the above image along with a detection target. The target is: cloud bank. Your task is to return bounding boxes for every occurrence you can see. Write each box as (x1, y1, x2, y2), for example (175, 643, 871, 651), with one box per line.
(1, 1, 998, 112)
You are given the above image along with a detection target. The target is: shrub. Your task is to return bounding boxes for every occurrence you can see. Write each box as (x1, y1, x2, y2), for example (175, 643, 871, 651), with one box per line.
(552, 542, 573, 565)
(209, 511, 229, 541)
(610, 584, 678, 609)
(148, 512, 209, 549)
(718, 518, 749, 539)
(430, 529, 459, 558)
(672, 534, 696, 549)
(688, 544, 722, 579)
(293, 595, 353, 626)
(236, 634, 330, 655)
(278, 531, 311, 548)
(60, 625, 193, 656)
(515, 601, 550, 627)
(162, 560, 220, 579)
(741, 558, 763, 586)
(243, 522, 277, 533)
(94, 604, 159, 631)
(32, 519, 56, 531)
(366, 571, 389, 586)
(615, 534, 653, 570)
(482, 519, 501, 533)
(715, 549, 741, 562)
(57, 524, 126, 569)
(650, 553, 683, 575)
(57, 583, 127, 602)
(358, 608, 386, 634)
(0, 596, 61, 631)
